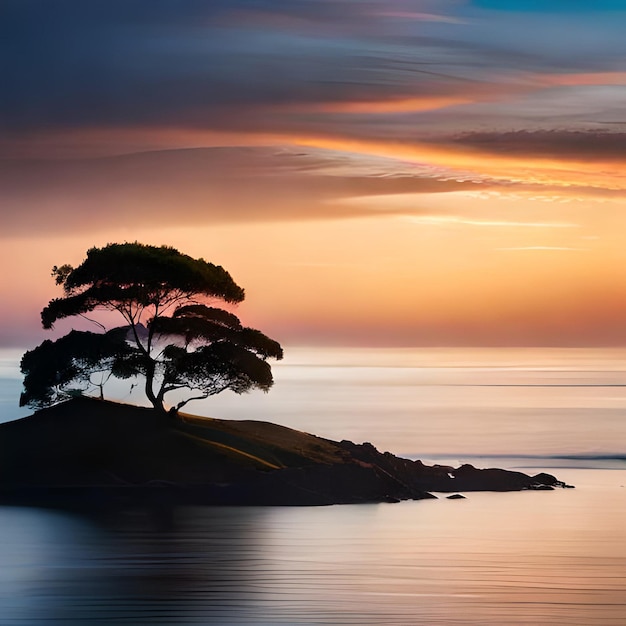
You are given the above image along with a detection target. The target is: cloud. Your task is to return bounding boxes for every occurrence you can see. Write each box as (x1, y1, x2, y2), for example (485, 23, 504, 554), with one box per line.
(0, 147, 476, 237)
(371, 11, 465, 24)
(496, 246, 590, 251)
(1, 1, 470, 136)
(292, 95, 478, 115)
(406, 216, 579, 228)
(540, 71, 626, 87)
(4, 0, 626, 204)
(284, 133, 626, 192)
(450, 130, 626, 161)
(5, 0, 624, 155)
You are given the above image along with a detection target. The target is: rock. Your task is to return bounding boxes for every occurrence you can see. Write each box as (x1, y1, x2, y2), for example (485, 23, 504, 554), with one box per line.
(531, 472, 559, 485)
(446, 494, 466, 499)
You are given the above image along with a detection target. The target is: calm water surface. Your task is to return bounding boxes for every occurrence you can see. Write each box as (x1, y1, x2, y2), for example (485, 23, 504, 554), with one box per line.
(1, 347, 626, 624)
(1, 469, 625, 625)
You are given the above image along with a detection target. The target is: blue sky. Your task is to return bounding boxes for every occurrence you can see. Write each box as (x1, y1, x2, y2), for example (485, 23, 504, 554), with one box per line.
(473, 0, 626, 12)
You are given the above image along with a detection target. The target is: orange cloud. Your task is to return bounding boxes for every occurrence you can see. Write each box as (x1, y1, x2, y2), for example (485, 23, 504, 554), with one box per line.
(285, 133, 626, 190)
(293, 95, 477, 114)
(536, 71, 626, 87)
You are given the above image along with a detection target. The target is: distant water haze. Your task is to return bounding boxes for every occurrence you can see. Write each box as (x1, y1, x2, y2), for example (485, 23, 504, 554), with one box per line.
(3, 346, 626, 463)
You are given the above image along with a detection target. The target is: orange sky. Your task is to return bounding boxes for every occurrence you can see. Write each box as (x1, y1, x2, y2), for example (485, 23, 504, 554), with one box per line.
(3, 180, 626, 348)
(3, 1, 626, 348)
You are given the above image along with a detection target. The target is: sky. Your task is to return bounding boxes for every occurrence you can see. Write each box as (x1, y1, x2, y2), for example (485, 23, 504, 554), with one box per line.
(3, 0, 626, 348)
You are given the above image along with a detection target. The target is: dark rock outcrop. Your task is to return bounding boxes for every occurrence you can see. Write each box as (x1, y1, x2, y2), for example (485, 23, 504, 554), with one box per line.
(336, 442, 569, 493)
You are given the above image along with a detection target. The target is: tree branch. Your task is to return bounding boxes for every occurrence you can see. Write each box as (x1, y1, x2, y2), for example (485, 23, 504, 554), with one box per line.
(174, 391, 211, 412)
(78, 313, 107, 332)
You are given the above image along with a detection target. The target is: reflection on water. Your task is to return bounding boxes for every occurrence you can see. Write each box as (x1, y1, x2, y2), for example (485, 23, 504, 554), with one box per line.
(2, 469, 626, 625)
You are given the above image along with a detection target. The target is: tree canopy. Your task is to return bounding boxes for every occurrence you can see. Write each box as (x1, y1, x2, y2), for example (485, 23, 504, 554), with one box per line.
(21, 243, 283, 413)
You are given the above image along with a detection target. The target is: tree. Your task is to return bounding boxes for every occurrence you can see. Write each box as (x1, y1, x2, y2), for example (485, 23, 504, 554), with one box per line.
(20, 242, 283, 413)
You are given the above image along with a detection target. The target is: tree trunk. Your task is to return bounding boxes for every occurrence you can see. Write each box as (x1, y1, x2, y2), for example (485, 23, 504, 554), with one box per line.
(144, 359, 165, 412)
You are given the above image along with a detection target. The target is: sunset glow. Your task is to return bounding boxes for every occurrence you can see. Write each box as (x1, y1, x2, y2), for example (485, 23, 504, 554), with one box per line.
(3, 1, 626, 348)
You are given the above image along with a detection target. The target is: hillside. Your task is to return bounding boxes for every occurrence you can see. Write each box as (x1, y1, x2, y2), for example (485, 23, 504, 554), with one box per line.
(0, 398, 567, 506)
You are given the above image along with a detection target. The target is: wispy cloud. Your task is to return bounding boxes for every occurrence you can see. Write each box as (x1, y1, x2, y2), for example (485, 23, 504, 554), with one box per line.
(292, 95, 477, 115)
(496, 246, 590, 251)
(0, 147, 475, 237)
(451, 130, 626, 161)
(538, 71, 626, 86)
(4, 0, 626, 160)
(371, 11, 466, 24)
(407, 216, 579, 228)
(290, 134, 626, 191)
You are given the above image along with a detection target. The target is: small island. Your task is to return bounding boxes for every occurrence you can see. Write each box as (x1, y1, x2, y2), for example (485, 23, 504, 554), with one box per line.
(8, 243, 569, 508)
(0, 397, 568, 507)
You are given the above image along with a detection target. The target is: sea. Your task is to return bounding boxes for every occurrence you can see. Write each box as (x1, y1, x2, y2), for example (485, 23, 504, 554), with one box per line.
(1, 346, 626, 625)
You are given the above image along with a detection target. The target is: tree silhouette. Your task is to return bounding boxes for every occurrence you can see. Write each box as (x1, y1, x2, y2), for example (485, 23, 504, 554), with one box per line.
(20, 243, 283, 413)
